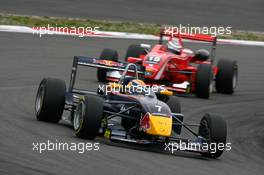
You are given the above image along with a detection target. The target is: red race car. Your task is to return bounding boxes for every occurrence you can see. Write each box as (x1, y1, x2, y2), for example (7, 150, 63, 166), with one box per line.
(97, 29, 238, 99)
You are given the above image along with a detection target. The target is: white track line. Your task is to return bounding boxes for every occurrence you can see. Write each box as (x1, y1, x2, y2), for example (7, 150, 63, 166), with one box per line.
(0, 25, 264, 47)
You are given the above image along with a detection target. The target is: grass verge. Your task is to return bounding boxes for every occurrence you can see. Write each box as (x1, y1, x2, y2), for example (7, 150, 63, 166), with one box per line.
(0, 13, 264, 41)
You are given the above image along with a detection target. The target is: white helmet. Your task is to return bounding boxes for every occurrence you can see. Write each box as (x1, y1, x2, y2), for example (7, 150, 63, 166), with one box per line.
(167, 40, 182, 54)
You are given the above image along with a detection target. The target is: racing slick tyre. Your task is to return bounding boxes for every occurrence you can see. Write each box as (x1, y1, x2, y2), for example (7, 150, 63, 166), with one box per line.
(74, 95, 104, 139)
(166, 96, 182, 134)
(215, 59, 238, 94)
(198, 114, 227, 158)
(195, 64, 213, 99)
(125, 44, 147, 61)
(97, 48, 119, 82)
(35, 78, 66, 123)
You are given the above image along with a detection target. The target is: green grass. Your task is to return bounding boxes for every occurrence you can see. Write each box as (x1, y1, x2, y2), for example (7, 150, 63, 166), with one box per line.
(0, 13, 264, 41)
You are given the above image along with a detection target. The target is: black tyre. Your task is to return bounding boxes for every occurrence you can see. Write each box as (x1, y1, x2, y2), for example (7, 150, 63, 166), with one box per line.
(198, 114, 227, 158)
(125, 44, 146, 61)
(195, 64, 213, 99)
(215, 59, 238, 94)
(97, 48, 119, 82)
(73, 95, 104, 139)
(35, 78, 66, 123)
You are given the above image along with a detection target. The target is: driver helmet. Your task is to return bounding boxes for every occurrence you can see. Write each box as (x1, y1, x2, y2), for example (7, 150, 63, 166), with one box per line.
(167, 40, 182, 54)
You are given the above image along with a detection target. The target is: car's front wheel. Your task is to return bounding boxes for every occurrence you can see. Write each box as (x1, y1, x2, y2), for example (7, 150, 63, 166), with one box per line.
(35, 78, 66, 123)
(215, 58, 238, 94)
(198, 113, 227, 158)
(195, 64, 214, 99)
(125, 44, 147, 61)
(74, 95, 104, 139)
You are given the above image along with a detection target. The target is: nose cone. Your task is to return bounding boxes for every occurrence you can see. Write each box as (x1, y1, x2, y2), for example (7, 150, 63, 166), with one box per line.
(146, 114, 172, 137)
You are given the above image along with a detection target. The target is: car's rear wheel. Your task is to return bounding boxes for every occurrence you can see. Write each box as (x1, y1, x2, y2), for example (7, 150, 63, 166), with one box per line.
(198, 114, 227, 158)
(125, 44, 146, 61)
(215, 59, 238, 94)
(74, 95, 104, 139)
(97, 48, 119, 82)
(195, 64, 213, 99)
(35, 78, 66, 123)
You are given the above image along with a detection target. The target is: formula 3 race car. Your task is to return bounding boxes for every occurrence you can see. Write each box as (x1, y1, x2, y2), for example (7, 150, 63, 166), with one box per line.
(35, 56, 228, 158)
(97, 29, 238, 99)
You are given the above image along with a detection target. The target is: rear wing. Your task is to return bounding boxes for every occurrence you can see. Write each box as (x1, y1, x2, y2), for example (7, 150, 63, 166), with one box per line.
(68, 56, 145, 92)
(159, 28, 217, 43)
(159, 28, 217, 60)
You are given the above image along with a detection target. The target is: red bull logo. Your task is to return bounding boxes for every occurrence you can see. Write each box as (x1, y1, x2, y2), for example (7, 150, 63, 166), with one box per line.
(139, 113, 151, 131)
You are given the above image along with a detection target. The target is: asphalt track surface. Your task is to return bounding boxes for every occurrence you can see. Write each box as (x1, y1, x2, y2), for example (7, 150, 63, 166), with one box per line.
(0, 32, 264, 175)
(1, 0, 264, 31)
